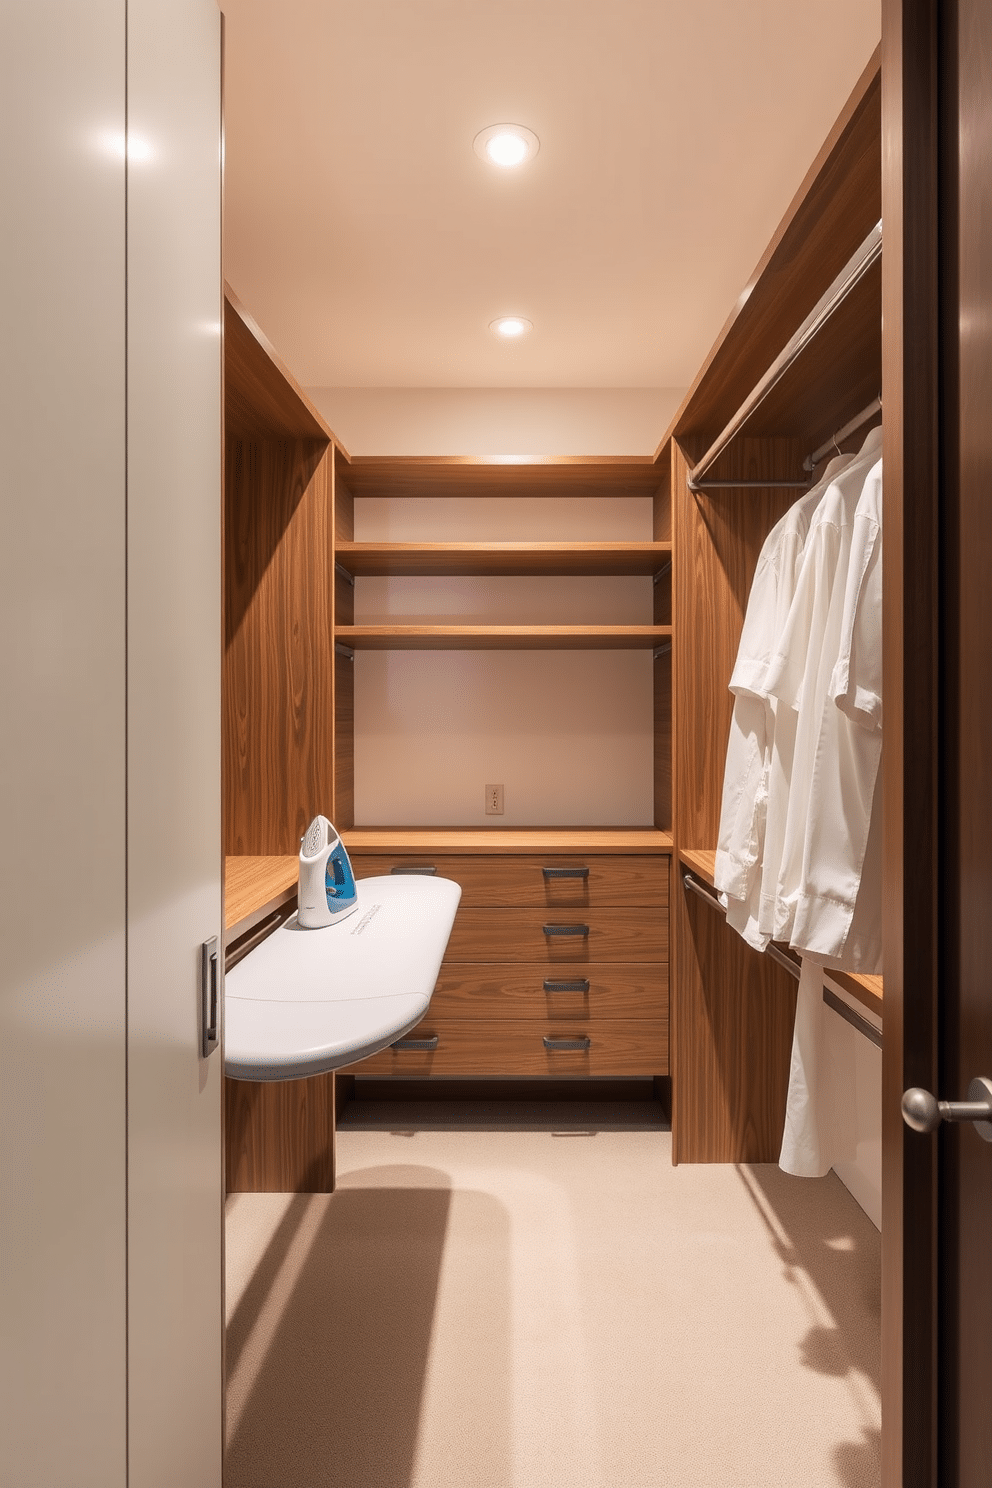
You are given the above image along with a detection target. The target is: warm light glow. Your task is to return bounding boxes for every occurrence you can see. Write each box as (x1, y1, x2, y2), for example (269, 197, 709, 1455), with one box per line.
(486, 132, 528, 167)
(490, 317, 533, 338)
(473, 124, 540, 169)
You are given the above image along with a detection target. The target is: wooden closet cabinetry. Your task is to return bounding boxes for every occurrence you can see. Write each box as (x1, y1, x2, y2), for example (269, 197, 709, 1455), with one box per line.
(347, 845, 670, 1077)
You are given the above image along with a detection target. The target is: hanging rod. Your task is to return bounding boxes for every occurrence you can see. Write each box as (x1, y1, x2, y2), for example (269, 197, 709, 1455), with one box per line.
(688, 221, 883, 492)
(803, 396, 882, 473)
(334, 642, 355, 660)
(682, 872, 882, 1047)
(335, 562, 356, 586)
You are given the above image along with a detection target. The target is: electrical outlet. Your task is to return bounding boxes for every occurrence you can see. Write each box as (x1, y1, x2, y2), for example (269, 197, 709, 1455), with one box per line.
(485, 783, 504, 815)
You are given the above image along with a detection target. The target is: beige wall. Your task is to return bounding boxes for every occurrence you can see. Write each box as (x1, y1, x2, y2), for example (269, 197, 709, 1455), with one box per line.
(310, 386, 684, 457)
(352, 497, 657, 827)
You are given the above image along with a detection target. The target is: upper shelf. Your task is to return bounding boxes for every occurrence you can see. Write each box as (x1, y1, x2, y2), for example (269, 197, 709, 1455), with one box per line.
(335, 541, 672, 578)
(224, 287, 339, 445)
(336, 456, 666, 501)
(335, 625, 672, 651)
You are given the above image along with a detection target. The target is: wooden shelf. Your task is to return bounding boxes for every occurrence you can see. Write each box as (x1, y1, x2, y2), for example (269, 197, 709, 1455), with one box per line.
(337, 456, 664, 501)
(335, 541, 671, 578)
(343, 828, 674, 854)
(335, 625, 672, 651)
(678, 848, 882, 1016)
(679, 847, 717, 885)
(225, 855, 297, 936)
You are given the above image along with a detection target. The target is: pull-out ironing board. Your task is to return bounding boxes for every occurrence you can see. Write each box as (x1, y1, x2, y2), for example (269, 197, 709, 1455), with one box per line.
(225, 875, 461, 1080)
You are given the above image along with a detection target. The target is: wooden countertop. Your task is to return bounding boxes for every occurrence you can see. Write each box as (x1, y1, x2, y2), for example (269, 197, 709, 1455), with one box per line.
(225, 830, 674, 939)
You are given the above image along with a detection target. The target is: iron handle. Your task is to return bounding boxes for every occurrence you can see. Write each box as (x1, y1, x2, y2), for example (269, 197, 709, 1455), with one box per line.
(544, 978, 590, 993)
(390, 865, 437, 875)
(543, 924, 589, 937)
(391, 1036, 439, 1052)
(901, 1077, 992, 1142)
(543, 1036, 591, 1051)
(201, 937, 219, 1059)
(542, 866, 590, 879)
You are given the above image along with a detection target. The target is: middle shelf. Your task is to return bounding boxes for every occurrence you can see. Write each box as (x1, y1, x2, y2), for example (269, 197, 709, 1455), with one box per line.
(334, 625, 673, 651)
(335, 540, 672, 577)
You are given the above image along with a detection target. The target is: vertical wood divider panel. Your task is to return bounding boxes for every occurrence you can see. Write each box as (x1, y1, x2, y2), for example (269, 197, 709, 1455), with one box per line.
(333, 457, 356, 828)
(671, 436, 802, 1161)
(225, 1073, 336, 1193)
(224, 437, 335, 852)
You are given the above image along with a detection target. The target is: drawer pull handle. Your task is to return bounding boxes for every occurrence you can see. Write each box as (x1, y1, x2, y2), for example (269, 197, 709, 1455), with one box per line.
(390, 865, 437, 875)
(543, 1036, 591, 1051)
(391, 1036, 439, 1051)
(543, 924, 589, 937)
(544, 978, 590, 993)
(542, 866, 590, 879)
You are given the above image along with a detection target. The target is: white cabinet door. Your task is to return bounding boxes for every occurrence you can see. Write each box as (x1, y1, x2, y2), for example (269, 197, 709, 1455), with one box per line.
(126, 3, 223, 1485)
(1, 6, 128, 1484)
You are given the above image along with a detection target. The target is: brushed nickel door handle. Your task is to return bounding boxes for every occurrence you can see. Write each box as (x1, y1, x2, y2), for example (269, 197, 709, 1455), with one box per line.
(543, 924, 589, 937)
(543, 1036, 591, 1051)
(901, 1077, 992, 1142)
(391, 1036, 439, 1051)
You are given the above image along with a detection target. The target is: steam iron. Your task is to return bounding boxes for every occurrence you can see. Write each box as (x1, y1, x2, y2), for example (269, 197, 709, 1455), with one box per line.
(298, 815, 359, 929)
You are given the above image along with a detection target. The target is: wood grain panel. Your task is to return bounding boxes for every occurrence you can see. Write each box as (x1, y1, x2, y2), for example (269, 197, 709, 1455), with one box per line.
(653, 448, 673, 541)
(679, 848, 717, 886)
(225, 855, 297, 932)
(348, 854, 669, 907)
(334, 541, 671, 577)
(224, 438, 335, 853)
(672, 437, 801, 851)
(347, 1018, 668, 1077)
(336, 624, 671, 650)
(225, 1071, 336, 1193)
(334, 457, 355, 541)
(333, 648, 355, 831)
(224, 291, 333, 443)
(443, 908, 667, 963)
(666, 51, 881, 447)
(654, 644, 672, 832)
(672, 869, 796, 1162)
(429, 963, 668, 1022)
(343, 828, 674, 854)
(338, 456, 663, 501)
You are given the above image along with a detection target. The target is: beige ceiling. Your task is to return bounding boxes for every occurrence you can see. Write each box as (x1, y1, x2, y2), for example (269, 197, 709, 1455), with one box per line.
(222, 0, 880, 391)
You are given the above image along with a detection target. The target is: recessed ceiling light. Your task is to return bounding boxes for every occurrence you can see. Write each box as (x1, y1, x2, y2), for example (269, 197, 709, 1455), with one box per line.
(490, 316, 533, 339)
(473, 124, 540, 169)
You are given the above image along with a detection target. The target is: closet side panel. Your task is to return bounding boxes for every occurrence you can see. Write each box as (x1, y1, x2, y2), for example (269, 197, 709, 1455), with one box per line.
(224, 438, 335, 852)
(0, 5, 127, 1483)
(671, 437, 801, 1162)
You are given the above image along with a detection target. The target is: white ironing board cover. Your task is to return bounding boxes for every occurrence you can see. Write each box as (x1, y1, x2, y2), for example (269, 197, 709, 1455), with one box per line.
(224, 875, 461, 1081)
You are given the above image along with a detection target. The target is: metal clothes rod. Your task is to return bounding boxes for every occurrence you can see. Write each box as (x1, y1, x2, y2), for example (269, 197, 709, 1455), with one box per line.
(682, 873, 882, 1047)
(803, 396, 882, 473)
(688, 221, 883, 492)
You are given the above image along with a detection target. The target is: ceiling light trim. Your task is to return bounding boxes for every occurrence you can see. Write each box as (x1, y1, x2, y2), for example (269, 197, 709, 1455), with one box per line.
(473, 123, 540, 169)
(489, 316, 534, 339)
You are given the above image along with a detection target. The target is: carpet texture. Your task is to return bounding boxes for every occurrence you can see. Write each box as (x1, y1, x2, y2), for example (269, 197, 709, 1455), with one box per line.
(225, 1109, 880, 1488)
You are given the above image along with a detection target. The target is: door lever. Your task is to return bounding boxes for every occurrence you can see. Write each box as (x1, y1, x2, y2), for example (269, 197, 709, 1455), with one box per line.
(901, 1077, 992, 1142)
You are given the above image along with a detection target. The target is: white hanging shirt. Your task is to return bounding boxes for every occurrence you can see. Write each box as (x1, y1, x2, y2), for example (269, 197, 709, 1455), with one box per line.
(765, 427, 883, 965)
(713, 452, 855, 949)
(791, 457, 884, 969)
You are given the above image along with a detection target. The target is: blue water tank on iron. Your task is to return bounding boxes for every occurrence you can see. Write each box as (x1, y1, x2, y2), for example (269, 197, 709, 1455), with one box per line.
(298, 815, 358, 928)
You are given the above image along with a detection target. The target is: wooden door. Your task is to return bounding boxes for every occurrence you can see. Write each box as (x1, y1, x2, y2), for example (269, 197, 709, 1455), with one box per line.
(883, 1, 992, 1482)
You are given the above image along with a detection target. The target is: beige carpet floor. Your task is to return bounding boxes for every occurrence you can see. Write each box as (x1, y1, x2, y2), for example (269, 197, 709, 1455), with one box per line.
(225, 1104, 880, 1488)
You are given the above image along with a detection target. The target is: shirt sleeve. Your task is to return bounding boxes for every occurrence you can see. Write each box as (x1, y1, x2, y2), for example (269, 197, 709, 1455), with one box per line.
(831, 461, 883, 730)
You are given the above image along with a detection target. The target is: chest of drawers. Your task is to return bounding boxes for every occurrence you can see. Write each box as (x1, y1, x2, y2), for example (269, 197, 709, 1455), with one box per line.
(345, 850, 670, 1078)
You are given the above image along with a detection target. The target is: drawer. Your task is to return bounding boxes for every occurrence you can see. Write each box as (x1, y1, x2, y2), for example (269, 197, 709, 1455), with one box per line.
(430, 963, 668, 1022)
(442, 907, 667, 963)
(349, 1017, 669, 1077)
(349, 853, 669, 908)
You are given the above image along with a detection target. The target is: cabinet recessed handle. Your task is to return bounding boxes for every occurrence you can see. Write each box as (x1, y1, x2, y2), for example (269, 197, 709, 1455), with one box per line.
(391, 1036, 439, 1052)
(543, 924, 589, 937)
(390, 865, 437, 875)
(544, 978, 590, 993)
(201, 937, 219, 1059)
(543, 1036, 591, 1051)
(542, 866, 590, 879)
